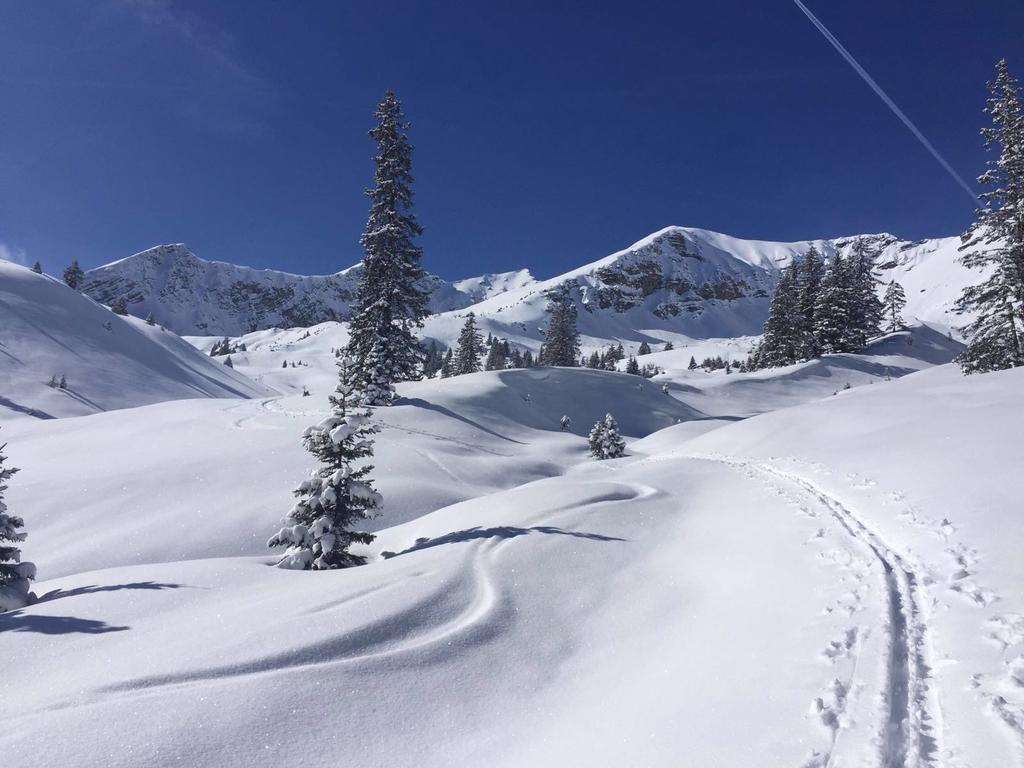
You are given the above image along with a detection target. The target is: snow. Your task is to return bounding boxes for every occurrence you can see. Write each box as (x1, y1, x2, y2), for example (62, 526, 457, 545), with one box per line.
(1, 226, 1015, 767)
(0, 260, 273, 421)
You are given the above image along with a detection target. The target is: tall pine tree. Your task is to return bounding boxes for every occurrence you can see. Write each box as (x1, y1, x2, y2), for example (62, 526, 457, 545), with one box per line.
(797, 246, 825, 358)
(63, 260, 84, 290)
(453, 313, 485, 375)
(538, 286, 580, 367)
(956, 60, 1024, 373)
(753, 260, 802, 367)
(268, 357, 380, 569)
(882, 281, 907, 332)
(347, 91, 430, 404)
(0, 437, 34, 612)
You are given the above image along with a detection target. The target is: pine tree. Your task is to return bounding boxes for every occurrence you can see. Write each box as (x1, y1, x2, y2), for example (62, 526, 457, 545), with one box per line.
(797, 246, 826, 358)
(0, 436, 35, 612)
(813, 255, 852, 354)
(754, 260, 802, 367)
(664, 341, 674, 351)
(845, 238, 883, 350)
(224, 355, 233, 368)
(956, 60, 1024, 373)
(625, 357, 641, 375)
(523, 350, 534, 367)
(268, 357, 380, 569)
(588, 413, 626, 460)
(440, 348, 454, 378)
(882, 281, 907, 332)
(110, 296, 129, 316)
(638, 341, 651, 356)
(538, 287, 580, 367)
(453, 313, 484, 375)
(31, 261, 42, 274)
(484, 338, 507, 371)
(145, 312, 156, 326)
(346, 91, 430, 404)
(422, 340, 443, 378)
(63, 260, 84, 290)
(688, 356, 697, 370)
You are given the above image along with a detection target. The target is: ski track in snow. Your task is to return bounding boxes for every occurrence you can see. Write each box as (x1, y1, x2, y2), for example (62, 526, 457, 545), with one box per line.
(710, 458, 941, 768)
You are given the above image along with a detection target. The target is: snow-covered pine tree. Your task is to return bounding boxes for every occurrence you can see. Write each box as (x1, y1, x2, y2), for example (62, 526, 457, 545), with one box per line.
(882, 281, 907, 332)
(422, 340, 443, 378)
(638, 341, 651, 355)
(0, 437, 35, 612)
(688, 356, 697, 370)
(268, 357, 381, 569)
(454, 312, 484, 375)
(956, 60, 1024, 373)
(538, 287, 580, 367)
(63, 260, 84, 290)
(813, 254, 852, 354)
(797, 246, 825, 358)
(31, 261, 42, 274)
(664, 341, 674, 351)
(753, 260, 801, 367)
(223, 355, 233, 368)
(588, 413, 626, 460)
(625, 357, 641, 375)
(845, 238, 883, 351)
(346, 91, 430, 404)
(440, 348, 454, 378)
(111, 296, 129, 315)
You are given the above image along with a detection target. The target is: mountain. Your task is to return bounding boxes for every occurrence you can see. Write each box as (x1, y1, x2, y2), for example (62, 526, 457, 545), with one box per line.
(80, 244, 486, 336)
(419, 227, 980, 356)
(81, 228, 981, 343)
(0, 260, 273, 421)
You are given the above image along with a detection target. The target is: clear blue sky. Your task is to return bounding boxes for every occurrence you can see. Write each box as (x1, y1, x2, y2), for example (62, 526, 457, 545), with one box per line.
(1, 1, 1020, 279)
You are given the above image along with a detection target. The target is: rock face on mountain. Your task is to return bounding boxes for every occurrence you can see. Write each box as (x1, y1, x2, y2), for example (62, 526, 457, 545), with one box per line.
(81, 244, 482, 336)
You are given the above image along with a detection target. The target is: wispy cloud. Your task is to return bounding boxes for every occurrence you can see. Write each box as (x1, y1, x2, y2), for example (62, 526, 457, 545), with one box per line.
(116, 0, 262, 88)
(106, 0, 273, 138)
(0, 242, 29, 266)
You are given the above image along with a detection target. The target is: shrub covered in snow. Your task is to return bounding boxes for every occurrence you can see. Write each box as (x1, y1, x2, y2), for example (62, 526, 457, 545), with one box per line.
(268, 357, 381, 569)
(588, 413, 626, 460)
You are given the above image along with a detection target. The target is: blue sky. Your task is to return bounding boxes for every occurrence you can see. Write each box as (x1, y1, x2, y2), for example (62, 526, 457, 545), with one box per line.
(0, 1, 1020, 279)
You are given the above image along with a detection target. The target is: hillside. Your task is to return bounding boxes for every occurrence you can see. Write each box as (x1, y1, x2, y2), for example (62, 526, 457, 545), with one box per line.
(0, 261, 273, 421)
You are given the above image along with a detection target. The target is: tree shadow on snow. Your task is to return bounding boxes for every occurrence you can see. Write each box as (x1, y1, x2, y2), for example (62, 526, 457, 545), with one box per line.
(394, 398, 527, 444)
(0, 610, 130, 635)
(381, 525, 625, 559)
(36, 581, 185, 604)
(0, 582, 187, 635)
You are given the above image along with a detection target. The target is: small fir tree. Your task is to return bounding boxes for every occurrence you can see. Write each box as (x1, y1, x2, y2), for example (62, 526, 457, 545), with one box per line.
(638, 341, 651, 356)
(31, 261, 42, 274)
(588, 413, 626, 460)
(268, 357, 381, 569)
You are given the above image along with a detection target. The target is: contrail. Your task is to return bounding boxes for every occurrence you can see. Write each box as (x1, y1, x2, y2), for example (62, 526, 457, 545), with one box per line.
(791, 0, 978, 205)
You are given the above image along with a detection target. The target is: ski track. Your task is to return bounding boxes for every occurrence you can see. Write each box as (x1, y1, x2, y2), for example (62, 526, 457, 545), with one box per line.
(710, 457, 940, 768)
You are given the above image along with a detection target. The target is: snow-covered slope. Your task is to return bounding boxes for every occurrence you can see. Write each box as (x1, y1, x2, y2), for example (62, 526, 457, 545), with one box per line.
(3, 359, 1019, 767)
(0, 261, 273, 421)
(2, 366, 696, 579)
(452, 268, 537, 302)
(80, 244, 483, 336)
